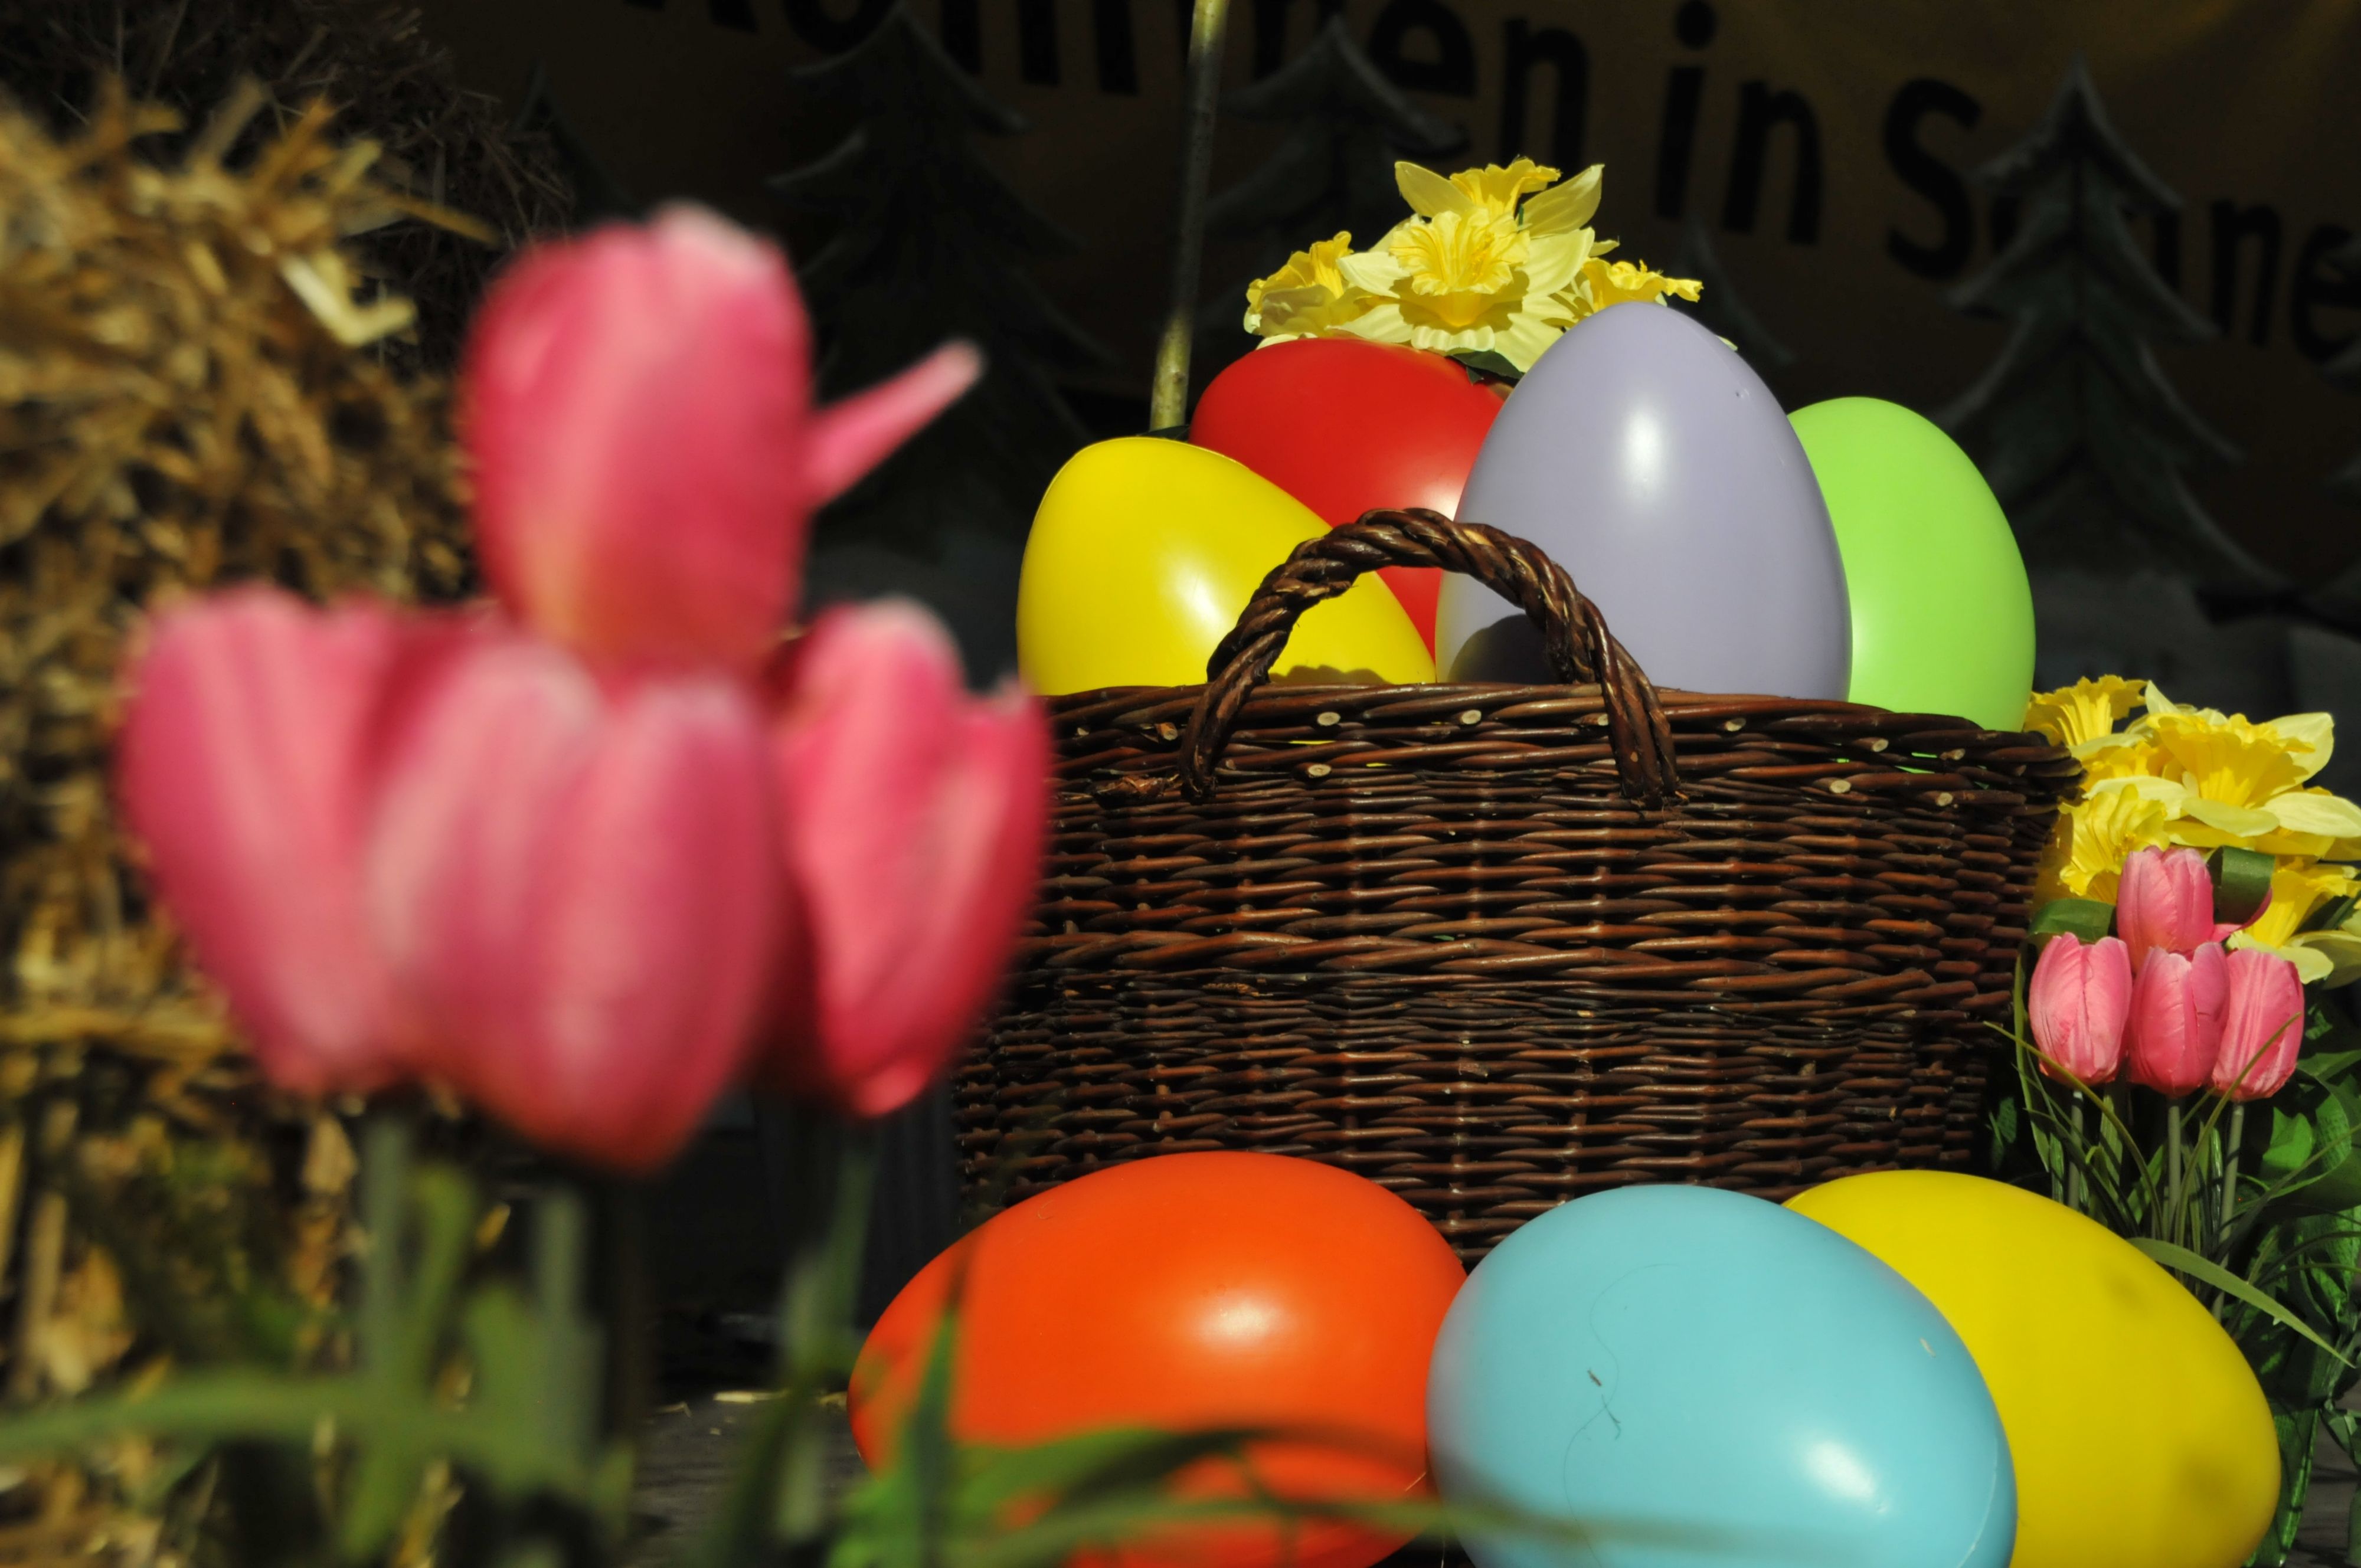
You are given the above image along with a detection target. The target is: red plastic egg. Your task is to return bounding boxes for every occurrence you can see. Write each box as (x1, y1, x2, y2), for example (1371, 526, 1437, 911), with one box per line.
(851, 1153, 1466, 1568)
(1191, 339, 1506, 652)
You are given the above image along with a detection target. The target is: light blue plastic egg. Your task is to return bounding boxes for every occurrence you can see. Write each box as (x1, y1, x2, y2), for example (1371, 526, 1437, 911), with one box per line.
(1427, 1185, 2014, 1568)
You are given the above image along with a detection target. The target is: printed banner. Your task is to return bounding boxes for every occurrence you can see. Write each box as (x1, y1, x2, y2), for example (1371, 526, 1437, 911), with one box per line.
(420, 0, 2361, 578)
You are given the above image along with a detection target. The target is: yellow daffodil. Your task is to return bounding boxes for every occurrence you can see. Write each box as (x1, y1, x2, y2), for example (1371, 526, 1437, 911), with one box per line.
(2026, 676, 2149, 750)
(1551, 256, 1705, 323)
(1338, 161, 1600, 371)
(2038, 785, 2172, 903)
(1238, 160, 1689, 372)
(2029, 671, 2361, 986)
(1244, 232, 1376, 343)
(2230, 859, 2361, 984)
(2120, 685, 2361, 853)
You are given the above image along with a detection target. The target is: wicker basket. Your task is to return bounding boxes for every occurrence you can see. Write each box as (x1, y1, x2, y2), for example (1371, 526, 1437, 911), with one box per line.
(956, 512, 2075, 1259)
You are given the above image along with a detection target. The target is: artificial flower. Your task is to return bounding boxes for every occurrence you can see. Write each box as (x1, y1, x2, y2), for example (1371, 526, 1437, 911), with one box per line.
(2125, 941, 2229, 1098)
(765, 602, 1051, 1118)
(1335, 161, 1598, 371)
(365, 626, 786, 1171)
(121, 207, 1049, 1171)
(1552, 256, 1703, 322)
(463, 204, 979, 671)
(2028, 933, 2132, 1084)
(2225, 857, 2361, 984)
(2087, 685, 2361, 856)
(1244, 232, 1376, 343)
(116, 591, 414, 1094)
(2115, 846, 2219, 971)
(2210, 946, 2307, 1101)
(2026, 676, 2149, 750)
(2037, 784, 2171, 902)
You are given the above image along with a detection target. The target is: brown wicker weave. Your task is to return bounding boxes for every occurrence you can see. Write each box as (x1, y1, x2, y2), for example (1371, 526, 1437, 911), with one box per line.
(957, 512, 2075, 1259)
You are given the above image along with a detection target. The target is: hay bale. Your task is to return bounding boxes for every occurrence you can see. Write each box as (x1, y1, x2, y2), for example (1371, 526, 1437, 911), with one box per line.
(0, 85, 482, 1556)
(0, 0, 574, 366)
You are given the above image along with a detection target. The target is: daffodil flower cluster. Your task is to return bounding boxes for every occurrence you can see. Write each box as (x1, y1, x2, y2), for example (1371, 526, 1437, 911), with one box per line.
(1242, 160, 1702, 373)
(2029, 676, 2361, 984)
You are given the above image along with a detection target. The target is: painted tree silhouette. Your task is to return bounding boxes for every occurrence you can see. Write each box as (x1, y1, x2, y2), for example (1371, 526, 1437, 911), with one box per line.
(1192, 17, 1463, 391)
(772, 5, 1107, 549)
(1936, 60, 2278, 597)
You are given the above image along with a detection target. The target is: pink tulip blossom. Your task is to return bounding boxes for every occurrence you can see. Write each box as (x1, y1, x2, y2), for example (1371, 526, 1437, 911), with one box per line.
(2027, 934, 2133, 1084)
(2210, 947, 2307, 1101)
(766, 603, 1051, 1118)
(116, 591, 413, 1094)
(462, 205, 980, 671)
(117, 207, 1044, 1170)
(364, 630, 787, 1170)
(2125, 941, 2230, 1098)
(2116, 846, 2218, 972)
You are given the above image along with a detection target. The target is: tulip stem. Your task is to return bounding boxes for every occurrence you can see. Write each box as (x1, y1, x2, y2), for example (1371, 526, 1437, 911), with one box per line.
(2221, 1102, 2246, 1235)
(2166, 1099, 2186, 1248)
(2065, 1095, 2087, 1212)
(1148, 0, 1235, 430)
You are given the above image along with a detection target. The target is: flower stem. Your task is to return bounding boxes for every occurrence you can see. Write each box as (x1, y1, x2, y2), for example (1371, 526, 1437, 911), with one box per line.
(2221, 1101, 2246, 1235)
(1148, 0, 1235, 430)
(2065, 1095, 2087, 1212)
(2166, 1099, 2185, 1249)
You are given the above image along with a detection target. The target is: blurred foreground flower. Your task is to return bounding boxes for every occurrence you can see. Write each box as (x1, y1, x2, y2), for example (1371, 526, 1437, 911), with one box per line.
(119, 205, 1045, 1171)
(767, 603, 1050, 1117)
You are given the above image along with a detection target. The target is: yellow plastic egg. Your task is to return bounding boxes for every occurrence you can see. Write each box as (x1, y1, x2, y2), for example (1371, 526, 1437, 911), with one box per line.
(1788, 1171, 2278, 1568)
(1016, 437, 1434, 695)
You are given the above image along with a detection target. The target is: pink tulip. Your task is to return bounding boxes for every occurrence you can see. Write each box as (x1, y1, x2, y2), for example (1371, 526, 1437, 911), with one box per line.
(462, 205, 979, 671)
(2116, 846, 2218, 971)
(368, 632, 784, 1172)
(116, 591, 414, 1093)
(2210, 947, 2307, 1101)
(119, 209, 1026, 1170)
(2027, 934, 2133, 1084)
(2125, 941, 2230, 1097)
(765, 601, 1051, 1118)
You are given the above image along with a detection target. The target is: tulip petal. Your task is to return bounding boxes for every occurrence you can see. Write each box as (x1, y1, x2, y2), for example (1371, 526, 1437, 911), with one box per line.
(770, 600, 1049, 1117)
(2117, 846, 2218, 971)
(369, 633, 780, 1170)
(2213, 946, 2307, 1100)
(116, 590, 413, 1094)
(2125, 941, 2230, 1098)
(800, 342, 984, 508)
(462, 205, 814, 669)
(2028, 933, 2131, 1084)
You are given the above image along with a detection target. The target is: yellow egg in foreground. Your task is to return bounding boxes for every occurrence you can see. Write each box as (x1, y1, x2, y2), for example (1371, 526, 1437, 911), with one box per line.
(1788, 1171, 2277, 1568)
(1017, 437, 1434, 695)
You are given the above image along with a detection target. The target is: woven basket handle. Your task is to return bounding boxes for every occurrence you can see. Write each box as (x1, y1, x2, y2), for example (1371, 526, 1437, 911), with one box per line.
(1176, 509, 1681, 807)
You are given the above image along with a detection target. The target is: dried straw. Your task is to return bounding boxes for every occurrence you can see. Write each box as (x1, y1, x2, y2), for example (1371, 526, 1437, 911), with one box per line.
(0, 83, 479, 1560)
(0, 0, 574, 367)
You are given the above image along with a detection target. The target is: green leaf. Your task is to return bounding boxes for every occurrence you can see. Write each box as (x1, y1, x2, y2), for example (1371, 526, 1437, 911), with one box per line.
(2209, 846, 2277, 925)
(1447, 348, 1523, 382)
(2130, 1238, 2350, 1366)
(2308, 893, 2359, 935)
(2029, 898, 2114, 944)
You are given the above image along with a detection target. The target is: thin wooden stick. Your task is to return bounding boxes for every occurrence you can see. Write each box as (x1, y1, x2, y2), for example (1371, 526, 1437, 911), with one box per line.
(1148, 0, 1234, 430)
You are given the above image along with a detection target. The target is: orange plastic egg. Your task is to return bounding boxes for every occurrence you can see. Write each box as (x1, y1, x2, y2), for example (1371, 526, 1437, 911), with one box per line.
(851, 1153, 1467, 1568)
